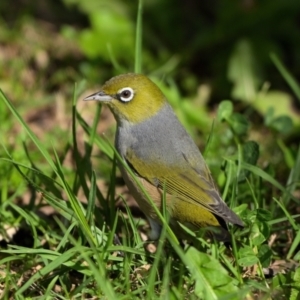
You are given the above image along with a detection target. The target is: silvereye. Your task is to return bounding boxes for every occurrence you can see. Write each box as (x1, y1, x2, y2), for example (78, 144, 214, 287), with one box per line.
(84, 73, 244, 241)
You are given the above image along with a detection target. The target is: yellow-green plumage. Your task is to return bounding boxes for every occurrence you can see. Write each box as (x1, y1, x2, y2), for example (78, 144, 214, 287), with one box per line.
(84, 73, 244, 241)
(100, 73, 165, 123)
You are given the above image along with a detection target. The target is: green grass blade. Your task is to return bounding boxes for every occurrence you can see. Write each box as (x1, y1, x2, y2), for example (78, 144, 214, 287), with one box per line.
(52, 146, 96, 246)
(76, 109, 114, 159)
(270, 53, 300, 102)
(134, 0, 143, 73)
(0, 89, 57, 171)
(283, 144, 300, 206)
(14, 248, 78, 296)
(287, 228, 300, 260)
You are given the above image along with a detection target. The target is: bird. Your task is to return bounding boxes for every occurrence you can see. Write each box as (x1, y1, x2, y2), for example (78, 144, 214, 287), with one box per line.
(84, 73, 244, 242)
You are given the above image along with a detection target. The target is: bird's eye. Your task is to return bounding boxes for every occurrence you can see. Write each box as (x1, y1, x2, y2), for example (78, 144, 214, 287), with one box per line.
(118, 87, 134, 102)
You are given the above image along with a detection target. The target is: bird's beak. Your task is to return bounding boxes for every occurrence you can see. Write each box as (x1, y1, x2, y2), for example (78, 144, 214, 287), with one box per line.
(84, 91, 113, 102)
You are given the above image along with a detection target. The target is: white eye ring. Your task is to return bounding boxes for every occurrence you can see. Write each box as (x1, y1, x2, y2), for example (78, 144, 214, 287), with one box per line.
(118, 87, 134, 102)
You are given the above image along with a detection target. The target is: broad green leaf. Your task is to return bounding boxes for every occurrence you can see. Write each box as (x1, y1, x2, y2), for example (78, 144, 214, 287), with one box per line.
(186, 247, 241, 299)
(238, 246, 259, 267)
(228, 39, 262, 102)
(269, 115, 293, 134)
(272, 273, 287, 289)
(258, 244, 272, 268)
(79, 10, 135, 61)
(237, 256, 259, 268)
(217, 100, 233, 121)
(250, 222, 269, 246)
(228, 113, 249, 136)
(254, 90, 300, 126)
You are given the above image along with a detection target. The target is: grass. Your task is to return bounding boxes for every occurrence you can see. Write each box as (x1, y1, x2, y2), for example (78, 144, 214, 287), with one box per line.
(0, 1, 300, 299)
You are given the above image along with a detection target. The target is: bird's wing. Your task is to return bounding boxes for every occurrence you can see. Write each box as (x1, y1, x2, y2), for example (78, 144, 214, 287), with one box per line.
(125, 149, 244, 226)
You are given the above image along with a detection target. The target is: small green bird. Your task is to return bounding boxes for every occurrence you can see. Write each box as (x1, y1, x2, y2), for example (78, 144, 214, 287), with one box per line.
(84, 73, 244, 241)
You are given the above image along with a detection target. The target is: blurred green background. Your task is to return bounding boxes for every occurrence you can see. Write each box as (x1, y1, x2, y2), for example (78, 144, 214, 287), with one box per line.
(1, 0, 300, 102)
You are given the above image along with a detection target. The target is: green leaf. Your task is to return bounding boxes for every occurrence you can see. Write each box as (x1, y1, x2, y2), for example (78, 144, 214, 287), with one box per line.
(250, 222, 270, 246)
(228, 39, 262, 102)
(291, 267, 300, 300)
(217, 100, 233, 121)
(185, 247, 241, 299)
(258, 244, 272, 268)
(243, 141, 260, 166)
(228, 113, 250, 136)
(79, 10, 135, 61)
(256, 209, 272, 222)
(272, 273, 287, 289)
(269, 115, 294, 134)
(254, 90, 300, 126)
(233, 203, 248, 216)
(238, 246, 259, 267)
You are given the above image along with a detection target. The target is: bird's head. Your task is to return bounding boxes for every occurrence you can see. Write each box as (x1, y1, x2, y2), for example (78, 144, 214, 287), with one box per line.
(84, 73, 166, 124)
